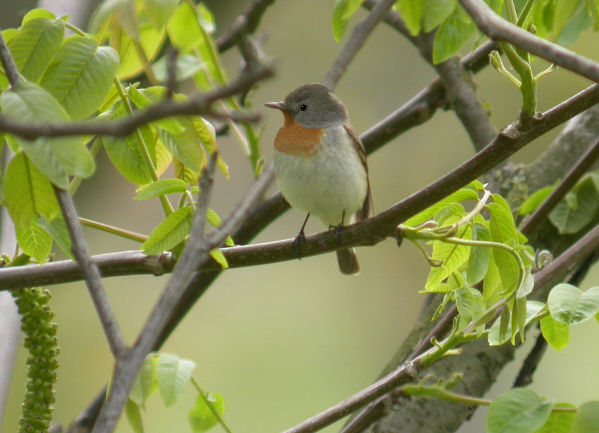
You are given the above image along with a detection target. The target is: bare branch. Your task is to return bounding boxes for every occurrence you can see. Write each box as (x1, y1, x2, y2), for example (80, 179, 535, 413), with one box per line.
(54, 187, 126, 358)
(216, 0, 276, 52)
(90, 164, 274, 433)
(322, 0, 397, 89)
(0, 30, 20, 86)
(0, 65, 274, 140)
(459, 0, 599, 83)
(519, 136, 599, 235)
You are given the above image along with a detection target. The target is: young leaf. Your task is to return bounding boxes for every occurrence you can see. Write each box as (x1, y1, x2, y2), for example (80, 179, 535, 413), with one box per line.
(332, 0, 349, 41)
(549, 176, 599, 234)
(135, 179, 188, 201)
(39, 35, 119, 120)
(535, 403, 576, 433)
(424, 238, 470, 292)
(3, 152, 59, 229)
(130, 354, 158, 406)
(486, 389, 553, 433)
(396, 0, 424, 35)
(455, 287, 485, 334)
(540, 315, 570, 351)
(156, 353, 196, 407)
(210, 249, 228, 269)
(37, 216, 72, 258)
(8, 17, 64, 82)
(116, 25, 166, 80)
(422, 0, 456, 32)
(0, 82, 94, 187)
(488, 301, 544, 346)
(167, 2, 203, 51)
(16, 221, 52, 263)
(432, 5, 476, 64)
(158, 117, 206, 173)
(518, 185, 556, 215)
(547, 284, 599, 324)
(466, 223, 490, 286)
(488, 196, 519, 294)
(188, 392, 225, 433)
(142, 206, 193, 255)
(143, 0, 180, 29)
(571, 400, 599, 433)
(126, 399, 144, 433)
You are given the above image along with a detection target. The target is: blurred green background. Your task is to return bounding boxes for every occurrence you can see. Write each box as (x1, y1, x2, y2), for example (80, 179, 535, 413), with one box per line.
(1, 1, 599, 432)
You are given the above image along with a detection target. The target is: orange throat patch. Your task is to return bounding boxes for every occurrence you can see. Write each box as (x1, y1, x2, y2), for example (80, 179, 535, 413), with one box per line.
(274, 113, 325, 157)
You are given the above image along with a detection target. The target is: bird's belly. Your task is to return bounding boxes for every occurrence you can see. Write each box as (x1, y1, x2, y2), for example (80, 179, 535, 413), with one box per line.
(274, 144, 367, 226)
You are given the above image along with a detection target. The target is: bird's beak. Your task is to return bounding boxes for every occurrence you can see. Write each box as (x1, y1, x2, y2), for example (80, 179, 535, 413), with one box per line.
(264, 101, 288, 111)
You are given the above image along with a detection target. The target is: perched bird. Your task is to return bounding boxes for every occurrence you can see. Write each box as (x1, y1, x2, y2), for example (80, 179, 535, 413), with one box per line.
(265, 84, 371, 275)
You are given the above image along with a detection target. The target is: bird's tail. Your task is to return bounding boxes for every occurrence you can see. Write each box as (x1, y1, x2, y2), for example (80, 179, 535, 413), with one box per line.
(336, 248, 360, 275)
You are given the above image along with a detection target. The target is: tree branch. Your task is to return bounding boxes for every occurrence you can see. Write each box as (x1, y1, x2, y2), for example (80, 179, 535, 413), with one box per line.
(459, 0, 599, 83)
(0, 65, 274, 140)
(54, 187, 126, 358)
(90, 164, 274, 433)
(216, 0, 276, 52)
(322, 0, 397, 89)
(3, 83, 599, 291)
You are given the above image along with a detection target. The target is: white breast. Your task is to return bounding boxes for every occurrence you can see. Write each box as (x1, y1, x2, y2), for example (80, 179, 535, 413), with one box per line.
(274, 125, 368, 226)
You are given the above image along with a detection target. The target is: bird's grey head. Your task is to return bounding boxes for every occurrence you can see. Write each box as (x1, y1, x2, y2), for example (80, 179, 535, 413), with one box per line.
(277, 84, 348, 129)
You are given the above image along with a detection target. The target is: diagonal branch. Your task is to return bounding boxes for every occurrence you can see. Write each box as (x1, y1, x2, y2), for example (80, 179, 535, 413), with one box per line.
(322, 0, 397, 89)
(216, 0, 276, 52)
(54, 187, 126, 358)
(459, 0, 599, 83)
(90, 164, 274, 433)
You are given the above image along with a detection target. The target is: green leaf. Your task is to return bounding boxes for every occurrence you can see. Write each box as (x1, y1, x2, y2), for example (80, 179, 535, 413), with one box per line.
(466, 223, 490, 286)
(189, 392, 225, 433)
(0, 82, 95, 188)
(547, 284, 599, 324)
(128, 87, 185, 134)
(488, 196, 519, 294)
(424, 236, 470, 292)
(158, 117, 206, 173)
(540, 315, 569, 351)
(135, 179, 188, 201)
(552, 0, 581, 38)
(486, 389, 553, 433)
(535, 403, 576, 433)
(152, 53, 205, 83)
(156, 353, 196, 407)
(556, 3, 593, 46)
(8, 17, 64, 82)
(16, 221, 52, 263)
(22, 8, 57, 23)
(331, 0, 363, 41)
(116, 25, 166, 80)
(518, 186, 555, 215)
(143, 0, 180, 28)
(100, 99, 156, 185)
(209, 249, 228, 269)
(130, 354, 158, 406)
(432, 5, 476, 64)
(167, 2, 203, 51)
(488, 301, 544, 346)
(3, 152, 59, 228)
(39, 35, 119, 120)
(571, 401, 599, 433)
(37, 216, 72, 258)
(126, 399, 144, 433)
(142, 206, 193, 255)
(423, 0, 456, 32)
(396, 0, 424, 35)
(549, 176, 599, 234)
(455, 286, 485, 334)
(404, 183, 480, 227)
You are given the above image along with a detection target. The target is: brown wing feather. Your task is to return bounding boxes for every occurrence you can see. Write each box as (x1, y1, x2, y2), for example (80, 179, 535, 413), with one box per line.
(343, 123, 373, 220)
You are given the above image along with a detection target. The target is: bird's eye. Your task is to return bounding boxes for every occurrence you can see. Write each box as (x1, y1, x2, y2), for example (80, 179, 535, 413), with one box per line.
(300, 104, 307, 111)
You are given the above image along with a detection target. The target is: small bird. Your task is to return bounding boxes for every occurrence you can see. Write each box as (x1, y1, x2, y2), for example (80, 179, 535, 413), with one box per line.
(265, 84, 371, 275)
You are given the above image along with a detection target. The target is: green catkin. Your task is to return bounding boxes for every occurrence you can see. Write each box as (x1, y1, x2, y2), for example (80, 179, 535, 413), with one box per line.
(13, 287, 59, 433)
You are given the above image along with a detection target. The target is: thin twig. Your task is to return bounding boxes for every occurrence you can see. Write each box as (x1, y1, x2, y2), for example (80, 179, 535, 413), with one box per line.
(0, 65, 273, 140)
(0, 29, 20, 86)
(459, 0, 599, 83)
(322, 0, 397, 89)
(519, 136, 599, 235)
(216, 0, 276, 52)
(54, 187, 126, 358)
(90, 164, 274, 433)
